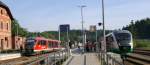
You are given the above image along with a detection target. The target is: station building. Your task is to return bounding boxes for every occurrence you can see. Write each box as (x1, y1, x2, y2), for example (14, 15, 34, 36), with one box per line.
(0, 1, 14, 51)
(12, 36, 26, 50)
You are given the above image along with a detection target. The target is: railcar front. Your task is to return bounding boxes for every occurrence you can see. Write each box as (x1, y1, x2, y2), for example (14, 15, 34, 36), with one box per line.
(114, 30, 133, 54)
(21, 38, 36, 56)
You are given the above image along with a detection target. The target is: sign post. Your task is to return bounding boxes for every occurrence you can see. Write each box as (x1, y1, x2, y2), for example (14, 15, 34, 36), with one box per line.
(59, 24, 70, 55)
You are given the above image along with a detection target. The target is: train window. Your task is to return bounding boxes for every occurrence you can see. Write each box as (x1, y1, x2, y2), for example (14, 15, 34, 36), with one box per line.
(27, 39, 35, 43)
(40, 40, 46, 46)
(48, 41, 52, 47)
(115, 33, 131, 46)
(53, 42, 58, 47)
(115, 33, 131, 41)
(106, 35, 114, 43)
(55, 42, 58, 47)
(109, 36, 114, 42)
(26, 39, 35, 48)
(53, 42, 55, 47)
(51, 42, 53, 47)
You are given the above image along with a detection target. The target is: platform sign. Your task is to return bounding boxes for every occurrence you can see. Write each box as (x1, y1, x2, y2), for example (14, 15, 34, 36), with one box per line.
(59, 24, 70, 32)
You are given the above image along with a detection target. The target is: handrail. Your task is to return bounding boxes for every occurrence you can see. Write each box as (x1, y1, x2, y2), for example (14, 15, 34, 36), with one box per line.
(26, 49, 70, 65)
(96, 51, 124, 65)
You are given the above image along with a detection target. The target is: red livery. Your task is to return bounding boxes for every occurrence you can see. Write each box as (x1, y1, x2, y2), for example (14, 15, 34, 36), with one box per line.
(22, 37, 63, 56)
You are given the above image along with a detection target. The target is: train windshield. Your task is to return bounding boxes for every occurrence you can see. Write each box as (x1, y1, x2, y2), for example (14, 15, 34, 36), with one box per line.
(26, 39, 35, 48)
(115, 33, 131, 46)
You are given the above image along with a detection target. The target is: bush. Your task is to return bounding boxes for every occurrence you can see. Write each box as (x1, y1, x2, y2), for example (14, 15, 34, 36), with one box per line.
(134, 39, 150, 49)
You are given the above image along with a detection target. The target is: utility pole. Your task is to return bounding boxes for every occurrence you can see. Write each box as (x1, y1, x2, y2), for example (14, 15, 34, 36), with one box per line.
(96, 26, 98, 42)
(15, 23, 19, 37)
(59, 27, 60, 41)
(79, 5, 86, 53)
(101, 0, 107, 64)
(66, 26, 70, 56)
(101, 0, 106, 53)
(15, 23, 19, 49)
(58, 27, 60, 48)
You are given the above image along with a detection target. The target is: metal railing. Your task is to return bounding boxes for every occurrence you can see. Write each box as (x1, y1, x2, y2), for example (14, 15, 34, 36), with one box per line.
(96, 51, 124, 65)
(26, 49, 70, 65)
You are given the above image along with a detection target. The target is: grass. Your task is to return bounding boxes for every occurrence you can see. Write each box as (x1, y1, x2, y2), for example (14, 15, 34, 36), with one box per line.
(133, 39, 150, 49)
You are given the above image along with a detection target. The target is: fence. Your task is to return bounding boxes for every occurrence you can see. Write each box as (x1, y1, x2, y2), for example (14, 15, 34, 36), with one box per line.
(96, 51, 124, 65)
(26, 49, 70, 65)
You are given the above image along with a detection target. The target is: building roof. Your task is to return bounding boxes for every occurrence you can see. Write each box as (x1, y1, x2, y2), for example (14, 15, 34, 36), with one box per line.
(0, 1, 14, 20)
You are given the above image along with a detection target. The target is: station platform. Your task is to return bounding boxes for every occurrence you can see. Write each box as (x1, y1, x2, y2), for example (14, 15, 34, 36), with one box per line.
(0, 53, 21, 60)
(63, 48, 101, 65)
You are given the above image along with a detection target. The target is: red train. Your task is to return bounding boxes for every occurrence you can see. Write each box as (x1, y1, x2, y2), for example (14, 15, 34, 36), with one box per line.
(21, 37, 63, 56)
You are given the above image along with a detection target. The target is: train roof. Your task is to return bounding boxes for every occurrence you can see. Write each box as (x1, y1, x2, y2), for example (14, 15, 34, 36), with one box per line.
(113, 30, 131, 34)
(106, 30, 131, 37)
(27, 37, 60, 42)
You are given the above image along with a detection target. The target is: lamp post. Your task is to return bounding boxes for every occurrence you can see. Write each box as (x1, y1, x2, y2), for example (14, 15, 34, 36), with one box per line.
(99, 0, 107, 64)
(95, 26, 98, 42)
(79, 5, 86, 53)
(15, 23, 18, 37)
(15, 23, 19, 49)
(101, 0, 106, 53)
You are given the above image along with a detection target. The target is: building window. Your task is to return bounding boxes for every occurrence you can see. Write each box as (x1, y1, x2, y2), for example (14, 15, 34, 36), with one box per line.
(5, 37, 8, 47)
(1, 22, 3, 30)
(1, 39, 4, 50)
(6, 23, 8, 30)
(1, 10, 2, 15)
(1, 9, 6, 15)
(0, 40, 2, 49)
(0, 22, 2, 30)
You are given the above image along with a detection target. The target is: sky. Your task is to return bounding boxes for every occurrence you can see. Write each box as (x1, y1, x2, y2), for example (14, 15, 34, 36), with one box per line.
(2, 0, 150, 32)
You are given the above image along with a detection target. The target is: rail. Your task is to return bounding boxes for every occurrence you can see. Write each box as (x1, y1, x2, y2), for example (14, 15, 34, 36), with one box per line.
(125, 53, 150, 65)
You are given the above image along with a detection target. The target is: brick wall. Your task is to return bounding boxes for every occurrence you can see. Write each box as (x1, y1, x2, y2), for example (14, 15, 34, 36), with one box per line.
(0, 7, 12, 51)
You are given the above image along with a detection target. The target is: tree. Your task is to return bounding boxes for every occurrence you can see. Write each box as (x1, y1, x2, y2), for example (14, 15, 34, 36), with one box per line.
(11, 19, 28, 37)
(123, 18, 150, 39)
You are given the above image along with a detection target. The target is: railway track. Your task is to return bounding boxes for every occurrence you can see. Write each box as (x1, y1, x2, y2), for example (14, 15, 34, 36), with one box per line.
(0, 56, 41, 65)
(0, 53, 54, 65)
(133, 49, 150, 56)
(124, 49, 150, 65)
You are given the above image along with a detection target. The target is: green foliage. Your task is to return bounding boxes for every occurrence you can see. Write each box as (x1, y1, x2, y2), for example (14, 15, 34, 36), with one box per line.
(26, 29, 111, 42)
(133, 39, 150, 49)
(123, 18, 150, 38)
(123, 18, 150, 48)
(12, 19, 28, 37)
(12, 18, 111, 43)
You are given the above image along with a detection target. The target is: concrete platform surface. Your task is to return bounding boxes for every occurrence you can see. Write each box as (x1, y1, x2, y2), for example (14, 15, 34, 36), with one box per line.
(63, 53, 101, 65)
(0, 53, 21, 60)
(63, 48, 101, 65)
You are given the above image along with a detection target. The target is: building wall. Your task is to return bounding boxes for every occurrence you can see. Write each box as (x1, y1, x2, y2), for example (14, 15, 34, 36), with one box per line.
(0, 7, 12, 51)
(12, 36, 26, 50)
